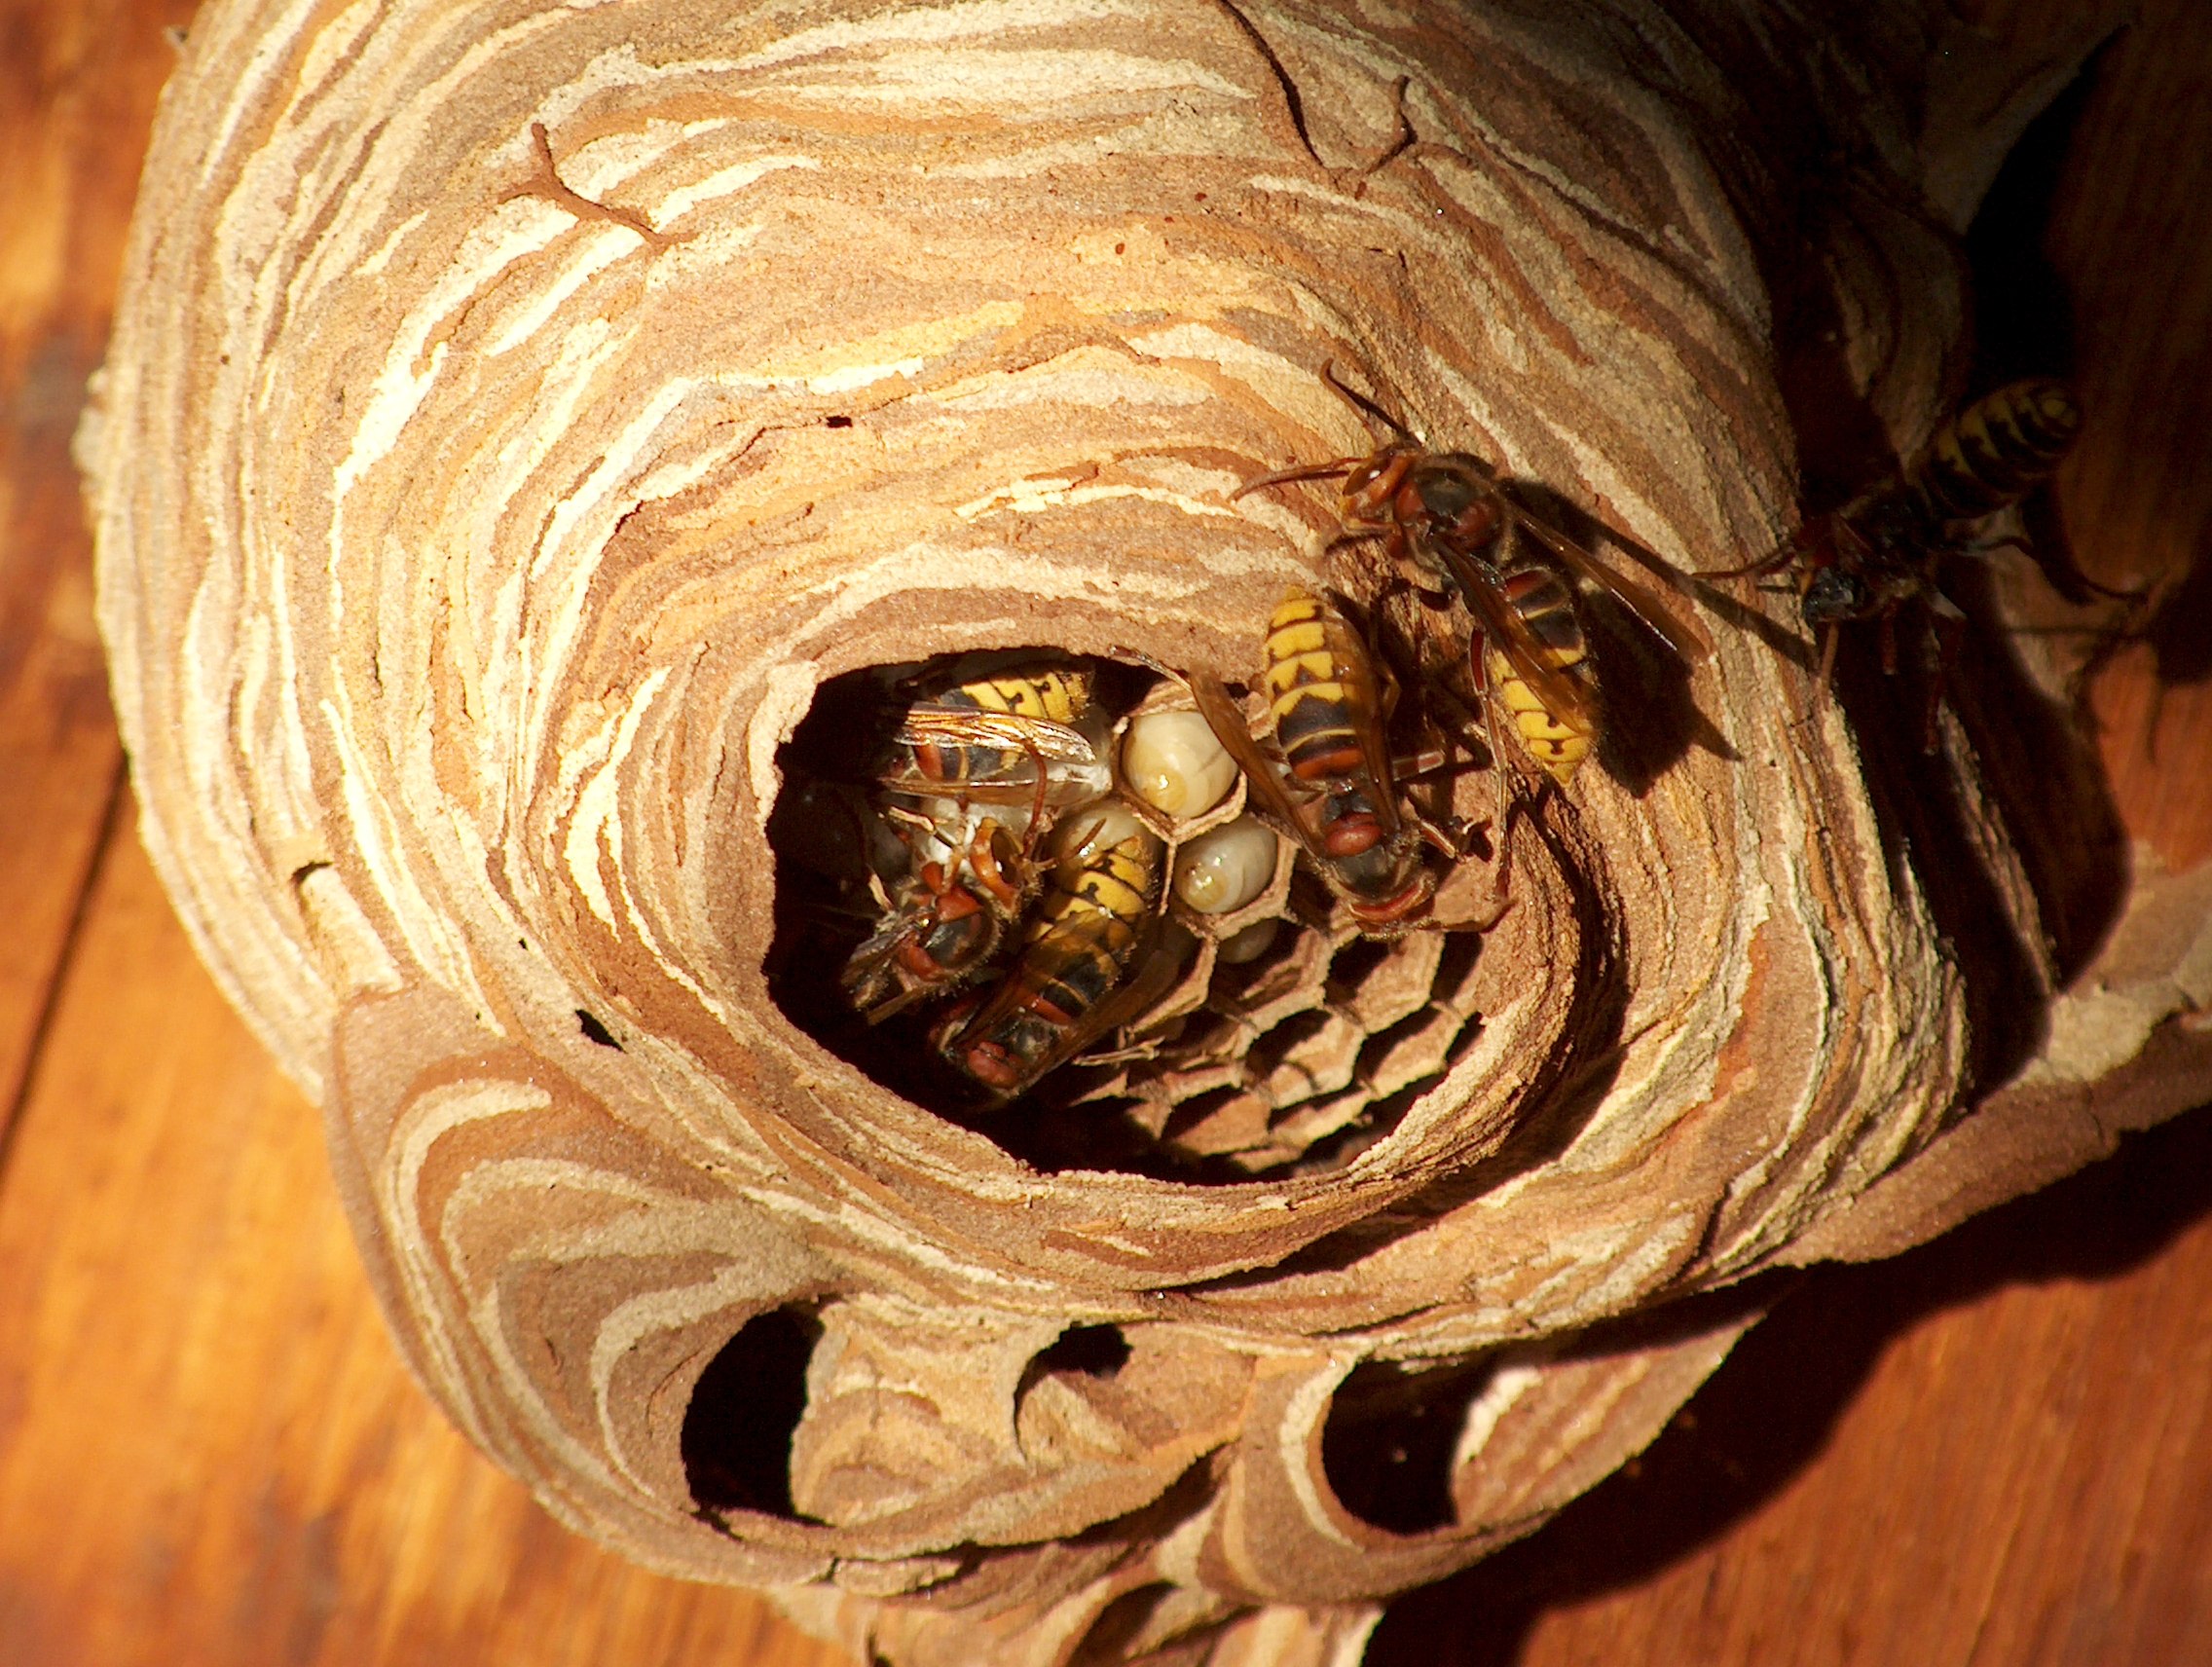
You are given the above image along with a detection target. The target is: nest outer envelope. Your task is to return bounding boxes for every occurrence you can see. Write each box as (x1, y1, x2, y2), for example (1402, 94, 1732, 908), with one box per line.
(80, 0, 2212, 1662)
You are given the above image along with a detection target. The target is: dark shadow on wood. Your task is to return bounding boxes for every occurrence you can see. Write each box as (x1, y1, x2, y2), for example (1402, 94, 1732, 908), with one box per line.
(1963, 48, 2098, 390)
(2140, 541, 2212, 691)
(1368, 1100, 2212, 1666)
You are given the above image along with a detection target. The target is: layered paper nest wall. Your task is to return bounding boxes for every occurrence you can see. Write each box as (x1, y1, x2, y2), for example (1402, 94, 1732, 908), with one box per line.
(83, 2, 2212, 1663)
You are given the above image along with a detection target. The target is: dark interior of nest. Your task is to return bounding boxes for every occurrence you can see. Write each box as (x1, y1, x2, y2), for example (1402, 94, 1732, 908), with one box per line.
(763, 640, 1504, 1182)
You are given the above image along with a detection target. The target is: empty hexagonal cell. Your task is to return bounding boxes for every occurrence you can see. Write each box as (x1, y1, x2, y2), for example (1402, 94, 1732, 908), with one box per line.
(1160, 1087, 1277, 1159)
(1208, 927, 1328, 1026)
(1326, 929, 1447, 1033)
(1150, 1012, 1249, 1074)
(1246, 1008, 1362, 1105)
(1355, 1006, 1471, 1100)
(1262, 1084, 1380, 1160)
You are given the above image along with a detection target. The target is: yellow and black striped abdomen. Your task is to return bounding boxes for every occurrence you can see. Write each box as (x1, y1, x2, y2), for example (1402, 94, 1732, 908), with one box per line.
(1910, 379, 2081, 523)
(932, 810, 1162, 1094)
(904, 667, 1095, 794)
(946, 667, 1088, 725)
(1001, 822, 1160, 1032)
(1261, 585, 1376, 785)
(1489, 566, 1594, 789)
(1032, 826, 1158, 946)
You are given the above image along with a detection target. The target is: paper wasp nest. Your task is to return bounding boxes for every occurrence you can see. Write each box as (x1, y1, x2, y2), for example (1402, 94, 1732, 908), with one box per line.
(84, 1, 2212, 1662)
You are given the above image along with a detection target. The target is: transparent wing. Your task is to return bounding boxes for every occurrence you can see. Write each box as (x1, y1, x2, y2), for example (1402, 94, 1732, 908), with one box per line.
(880, 706, 1110, 806)
(894, 705, 1102, 763)
(1510, 506, 1714, 663)
(1188, 673, 1335, 870)
(1311, 600, 1405, 840)
(1426, 536, 1602, 739)
(943, 919, 1187, 1106)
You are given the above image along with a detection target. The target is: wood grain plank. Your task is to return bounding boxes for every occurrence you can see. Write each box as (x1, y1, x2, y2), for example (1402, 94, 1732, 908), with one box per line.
(0, 800, 846, 1667)
(0, 0, 201, 1136)
(1374, 1108, 2212, 1667)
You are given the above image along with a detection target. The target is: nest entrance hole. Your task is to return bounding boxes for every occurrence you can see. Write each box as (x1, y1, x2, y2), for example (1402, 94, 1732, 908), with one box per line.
(764, 650, 1491, 1179)
(1067, 1581, 1232, 1667)
(1027, 1322, 1131, 1381)
(1318, 1354, 1498, 1537)
(682, 1306, 823, 1520)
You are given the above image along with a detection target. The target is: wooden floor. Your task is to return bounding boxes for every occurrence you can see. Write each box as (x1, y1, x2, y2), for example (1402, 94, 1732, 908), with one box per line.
(2, 2, 2207, 1664)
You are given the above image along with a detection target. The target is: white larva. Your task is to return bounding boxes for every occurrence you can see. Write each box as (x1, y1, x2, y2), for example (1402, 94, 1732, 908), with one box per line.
(1051, 798, 1149, 878)
(1121, 709, 1238, 819)
(1215, 916, 1279, 964)
(1171, 816, 1278, 914)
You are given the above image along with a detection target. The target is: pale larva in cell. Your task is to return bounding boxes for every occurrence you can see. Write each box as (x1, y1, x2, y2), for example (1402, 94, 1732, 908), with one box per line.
(1171, 816, 1278, 914)
(1121, 710, 1237, 819)
(1051, 798, 1149, 877)
(1215, 916, 1279, 964)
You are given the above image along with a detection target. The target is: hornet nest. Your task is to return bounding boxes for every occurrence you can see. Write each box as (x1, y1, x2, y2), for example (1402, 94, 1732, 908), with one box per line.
(84, 1, 2212, 1663)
